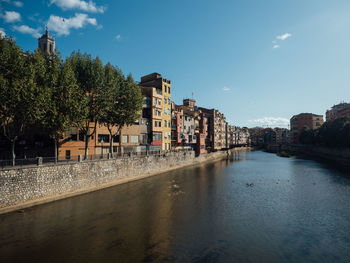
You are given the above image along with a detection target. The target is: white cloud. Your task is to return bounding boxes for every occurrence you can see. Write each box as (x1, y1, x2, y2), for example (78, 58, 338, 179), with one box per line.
(47, 13, 97, 36)
(50, 0, 105, 13)
(13, 25, 40, 38)
(3, 11, 21, 23)
(13, 1, 23, 7)
(248, 117, 289, 128)
(273, 45, 280, 49)
(0, 27, 6, 37)
(223, 86, 231, 91)
(1, 0, 23, 7)
(115, 34, 121, 40)
(276, 33, 292, 41)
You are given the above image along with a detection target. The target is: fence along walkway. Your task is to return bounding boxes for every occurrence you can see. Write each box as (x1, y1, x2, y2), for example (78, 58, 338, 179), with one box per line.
(0, 149, 191, 170)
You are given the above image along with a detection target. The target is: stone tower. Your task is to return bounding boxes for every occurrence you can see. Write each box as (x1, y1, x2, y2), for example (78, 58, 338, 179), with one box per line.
(38, 27, 55, 55)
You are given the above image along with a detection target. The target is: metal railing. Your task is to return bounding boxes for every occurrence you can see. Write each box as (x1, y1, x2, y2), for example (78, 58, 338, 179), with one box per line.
(0, 148, 192, 170)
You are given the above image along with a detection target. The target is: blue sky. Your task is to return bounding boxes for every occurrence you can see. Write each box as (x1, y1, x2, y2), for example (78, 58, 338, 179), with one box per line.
(1, 0, 350, 128)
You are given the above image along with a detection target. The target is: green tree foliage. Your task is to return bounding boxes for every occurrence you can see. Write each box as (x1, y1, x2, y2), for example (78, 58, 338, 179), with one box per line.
(299, 117, 350, 148)
(70, 51, 105, 159)
(299, 126, 315, 145)
(42, 54, 88, 162)
(0, 37, 48, 165)
(0, 37, 144, 163)
(316, 117, 350, 147)
(100, 71, 143, 155)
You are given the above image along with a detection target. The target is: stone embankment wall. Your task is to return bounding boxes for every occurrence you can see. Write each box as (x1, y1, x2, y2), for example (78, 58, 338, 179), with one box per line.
(0, 148, 251, 214)
(266, 144, 350, 168)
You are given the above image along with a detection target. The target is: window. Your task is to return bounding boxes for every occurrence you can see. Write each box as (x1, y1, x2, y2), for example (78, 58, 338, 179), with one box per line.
(154, 109, 157, 116)
(164, 132, 167, 139)
(153, 132, 162, 141)
(164, 108, 167, 115)
(144, 97, 151, 106)
(154, 98, 157, 105)
(130, 135, 139, 143)
(79, 132, 84, 141)
(71, 134, 77, 141)
(98, 134, 109, 143)
(164, 120, 167, 127)
(168, 122, 171, 128)
(156, 88, 162, 95)
(185, 116, 188, 121)
(113, 135, 120, 143)
(168, 132, 171, 138)
(122, 135, 128, 143)
(168, 98, 171, 104)
(65, 150, 71, 160)
(164, 85, 167, 93)
(164, 96, 167, 104)
(168, 87, 171, 93)
(158, 100, 161, 105)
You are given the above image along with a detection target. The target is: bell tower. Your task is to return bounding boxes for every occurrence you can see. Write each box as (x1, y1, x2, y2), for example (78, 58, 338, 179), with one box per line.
(38, 27, 55, 55)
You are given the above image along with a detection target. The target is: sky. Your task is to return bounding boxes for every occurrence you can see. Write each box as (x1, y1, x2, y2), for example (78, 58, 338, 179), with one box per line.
(1, 0, 350, 128)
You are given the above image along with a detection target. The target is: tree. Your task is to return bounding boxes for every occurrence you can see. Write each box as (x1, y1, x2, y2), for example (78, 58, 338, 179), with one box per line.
(0, 37, 48, 165)
(100, 72, 143, 156)
(42, 55, 88, 162)
(70, 51, 105, 159)
(299, 126, 315, 145)
(316, 117, 350, 147)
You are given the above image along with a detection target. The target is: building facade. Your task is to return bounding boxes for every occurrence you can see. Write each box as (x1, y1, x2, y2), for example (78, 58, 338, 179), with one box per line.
(140, 73, 172, 151)
(326, 102, 350, 121)
(290, 113, 324, 144)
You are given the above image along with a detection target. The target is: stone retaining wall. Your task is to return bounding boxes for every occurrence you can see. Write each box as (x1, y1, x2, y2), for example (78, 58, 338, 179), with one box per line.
(265, 144, 350, 168)
(0, 148, 250, 214)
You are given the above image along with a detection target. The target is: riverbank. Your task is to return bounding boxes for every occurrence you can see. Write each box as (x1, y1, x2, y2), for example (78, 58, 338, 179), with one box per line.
(0, 147, 252, 215)
(265, 144, 350, 170)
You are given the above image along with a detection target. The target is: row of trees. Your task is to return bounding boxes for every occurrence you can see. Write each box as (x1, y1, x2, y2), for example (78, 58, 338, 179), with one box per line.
(299, 117, 350, 148)
(0, 36, 143, 165)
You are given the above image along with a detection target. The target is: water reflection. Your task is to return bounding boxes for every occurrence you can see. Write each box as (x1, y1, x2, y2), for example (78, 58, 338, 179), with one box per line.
(1, 151, 350, 263)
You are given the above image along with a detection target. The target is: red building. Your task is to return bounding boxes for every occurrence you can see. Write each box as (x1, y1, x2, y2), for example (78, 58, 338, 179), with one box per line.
(196, 109, 208, 155)
(290, 113, 324, 144)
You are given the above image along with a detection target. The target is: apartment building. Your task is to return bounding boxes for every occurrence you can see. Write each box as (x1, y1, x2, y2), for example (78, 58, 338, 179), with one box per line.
(197, 107, 227, 151)
(290, 113, 324, 144)
(228, 126, 250, 147)
(58, 118, 145, 160)
(326, 102, 350, 121)
(140, 73, 172, 151)
(196, 109, 208, 155)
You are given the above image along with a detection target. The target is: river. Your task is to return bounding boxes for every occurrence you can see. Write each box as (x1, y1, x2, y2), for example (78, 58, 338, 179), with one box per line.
(1, 151, 350, 263)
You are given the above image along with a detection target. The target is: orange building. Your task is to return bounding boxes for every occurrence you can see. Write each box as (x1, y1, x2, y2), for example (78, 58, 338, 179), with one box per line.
(58, 121, 143, 160)
(140, 73, 172, 151)
(290, 113, 324, 144)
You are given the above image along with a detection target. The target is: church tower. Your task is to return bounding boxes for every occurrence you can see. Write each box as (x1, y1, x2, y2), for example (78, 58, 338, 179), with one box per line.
(38, 27, 55, 55)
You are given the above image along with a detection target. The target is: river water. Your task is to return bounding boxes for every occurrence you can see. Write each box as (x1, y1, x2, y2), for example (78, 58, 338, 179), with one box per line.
(1, 151, 350, 263)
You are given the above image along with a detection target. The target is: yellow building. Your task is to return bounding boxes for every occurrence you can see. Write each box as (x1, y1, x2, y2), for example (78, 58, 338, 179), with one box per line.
(140, 73, 172, 151)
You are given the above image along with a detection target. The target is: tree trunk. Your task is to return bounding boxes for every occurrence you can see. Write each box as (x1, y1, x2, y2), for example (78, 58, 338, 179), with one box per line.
(54, 138, 58, 164)
(107, 126, 113, 157)
(109, 137, 113, 157)
(84, 134, 90, 160)
(11, 139, 16, 166)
